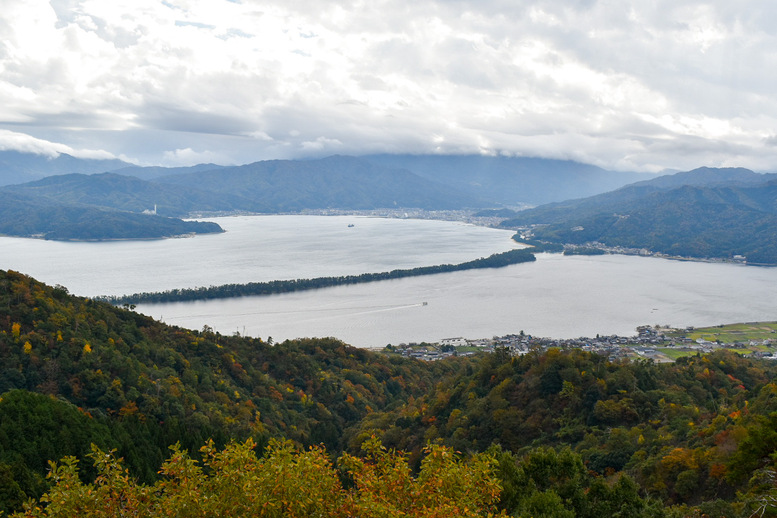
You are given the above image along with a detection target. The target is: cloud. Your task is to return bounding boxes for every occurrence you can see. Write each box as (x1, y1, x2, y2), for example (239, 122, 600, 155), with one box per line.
(0, 129, 117, 159)
(161, 147, 228, 166)
(0, 1, 776, 171)
(301, 136, 343, 152)
(137, 103, 257, 135)
(0, 129, 71, 157)
(174, 20, 216, 30)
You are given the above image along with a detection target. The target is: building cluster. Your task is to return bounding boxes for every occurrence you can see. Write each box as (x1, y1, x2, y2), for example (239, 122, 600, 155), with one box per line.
(563, 241, 748, 264)
(304, 208, 508, 227)
(390, 325, 775, 363)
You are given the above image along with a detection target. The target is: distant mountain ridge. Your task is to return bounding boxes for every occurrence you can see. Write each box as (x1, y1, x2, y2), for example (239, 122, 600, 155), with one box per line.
(1, 172, 263, 217)
(361, 154, 654, 205)
(154, 155, 484, 211)
(0, 150, 131, 186)
(626, 166, 772, 189)
(0, 154, 486, 240)
(110, 163, 226, 181)
(498, 167, 776, 224)
(0, 150, 658, 208)
(6, 150, 768, 246)
(500, 167, 777, 264)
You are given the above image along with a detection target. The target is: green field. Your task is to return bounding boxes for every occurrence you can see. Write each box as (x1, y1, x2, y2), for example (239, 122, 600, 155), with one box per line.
(652, 321, 777, 360)
(656, 347, 692, 360)
(667, 321, 777, 344)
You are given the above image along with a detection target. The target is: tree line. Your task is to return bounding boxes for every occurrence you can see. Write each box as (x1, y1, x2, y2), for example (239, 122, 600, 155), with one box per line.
(97, 248, 537, 305)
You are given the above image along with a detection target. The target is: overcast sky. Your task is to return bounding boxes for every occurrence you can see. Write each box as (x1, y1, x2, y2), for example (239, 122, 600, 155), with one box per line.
(1, 0, 776, 171)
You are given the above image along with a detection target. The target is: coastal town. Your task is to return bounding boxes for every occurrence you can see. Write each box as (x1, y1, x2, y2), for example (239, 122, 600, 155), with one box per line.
(386, 324, 777, 363)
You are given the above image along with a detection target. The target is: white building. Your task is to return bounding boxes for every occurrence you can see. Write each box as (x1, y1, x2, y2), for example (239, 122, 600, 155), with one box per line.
(440, 337, 467, 347)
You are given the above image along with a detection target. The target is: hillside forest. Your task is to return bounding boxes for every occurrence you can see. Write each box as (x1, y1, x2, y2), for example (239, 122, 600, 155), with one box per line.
(2, 269, 777, 516)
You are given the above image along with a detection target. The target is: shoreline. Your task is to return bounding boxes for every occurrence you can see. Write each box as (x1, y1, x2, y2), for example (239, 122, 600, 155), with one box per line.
(222, 210, 776, 268)
(3, 208, 771, 266)
(556, 242, 775, 268)
(0, 228, 225, 243)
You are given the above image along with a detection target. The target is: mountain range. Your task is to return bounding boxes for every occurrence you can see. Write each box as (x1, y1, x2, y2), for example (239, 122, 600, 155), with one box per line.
(1, 172, 261, 217)
(152, 155, 484, 211)
(0, 150, 651, 208)
(362, 154, 652, 205)
(0, 151, 653, 240)
(2, 149, 773, 258)
(499, 167, 777, 264)
(0, 150, 130, 186)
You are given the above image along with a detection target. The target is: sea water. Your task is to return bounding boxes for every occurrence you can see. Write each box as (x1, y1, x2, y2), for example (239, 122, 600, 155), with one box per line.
(2, 215, 775, 347)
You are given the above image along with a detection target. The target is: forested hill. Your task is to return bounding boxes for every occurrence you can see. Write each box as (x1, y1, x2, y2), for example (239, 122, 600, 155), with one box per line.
(499, 166, 775, 224)
(500, 167, 777, 264)
(154, 155, 484, 210)
(0, 155, 486, 241)
(0, 269, 460, 512)
(0, 172, 263, 217)
(0, 150, 657, 208)
(109, 162, 226, 181)
(6, 269, 777, 515)
(352, 347, 777, 515)
(0, 191, 223, 240)
(361, 154, 653, 205)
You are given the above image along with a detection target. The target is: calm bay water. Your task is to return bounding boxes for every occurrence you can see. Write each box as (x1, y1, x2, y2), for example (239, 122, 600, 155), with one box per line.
(2, 215, 775, 347)
(137, 253, 777, 347)
(0, 215, 519, 297)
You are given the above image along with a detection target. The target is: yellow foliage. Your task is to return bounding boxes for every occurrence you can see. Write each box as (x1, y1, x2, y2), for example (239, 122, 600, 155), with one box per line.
(11, 322, 21, 341)
(23, 341, 32, 354)
(661, 447, 698, 472)
(18, 438, 505, 518)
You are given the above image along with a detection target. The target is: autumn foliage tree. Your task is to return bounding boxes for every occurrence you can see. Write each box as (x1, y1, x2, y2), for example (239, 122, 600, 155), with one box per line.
(0, 269, 466, 511)
(13, 437, 504, 518)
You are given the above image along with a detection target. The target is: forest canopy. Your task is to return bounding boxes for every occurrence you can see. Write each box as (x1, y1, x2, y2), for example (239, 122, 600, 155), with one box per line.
(3, 268, 777, 516)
